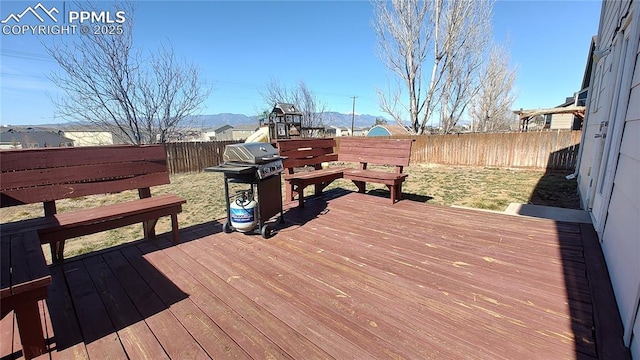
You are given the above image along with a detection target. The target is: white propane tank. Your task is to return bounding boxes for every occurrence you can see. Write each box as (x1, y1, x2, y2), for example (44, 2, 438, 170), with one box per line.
(230, 191, 258, 232)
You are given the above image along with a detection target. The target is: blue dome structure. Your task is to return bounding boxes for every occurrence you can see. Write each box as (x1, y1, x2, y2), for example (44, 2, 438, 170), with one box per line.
(366, 124, 410, 137)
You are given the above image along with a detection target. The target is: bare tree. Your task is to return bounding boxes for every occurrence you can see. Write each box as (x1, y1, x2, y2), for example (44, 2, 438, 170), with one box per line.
(260, 79, 327, 130)
(45, 2, 209, 144)
(373, 0, 431, 134)
(470, 44, 517, 133)
(372, 0, 494, 134)
(438, 0, 492, 134)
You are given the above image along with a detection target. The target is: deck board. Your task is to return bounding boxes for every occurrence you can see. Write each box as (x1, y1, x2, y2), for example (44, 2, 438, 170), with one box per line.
(61, 261, 127, 359)
(120, 244, 251, 359)
(269, 226, 577, 358)
(44, 266, 88, 360)
(82, 254, 169, 360)
(1, 190, 629, 359)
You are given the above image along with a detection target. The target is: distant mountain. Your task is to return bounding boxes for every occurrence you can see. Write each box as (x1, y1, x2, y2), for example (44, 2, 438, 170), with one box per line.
(321, 112, 385, 128)
(188, 112, 387, 129)
(188, 113, 258, 128)
(23, 112, 389, 130)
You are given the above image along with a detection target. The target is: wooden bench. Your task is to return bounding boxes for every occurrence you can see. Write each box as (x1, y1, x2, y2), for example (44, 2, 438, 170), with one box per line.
(276, 138, 344, 208)
(0, 145, 187, 263)
(338, 137, 413, 204)
(1, 231, 52, 359)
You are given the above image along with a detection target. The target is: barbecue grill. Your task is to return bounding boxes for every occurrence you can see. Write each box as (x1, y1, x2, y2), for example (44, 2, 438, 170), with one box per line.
(206, 143, 285, 238)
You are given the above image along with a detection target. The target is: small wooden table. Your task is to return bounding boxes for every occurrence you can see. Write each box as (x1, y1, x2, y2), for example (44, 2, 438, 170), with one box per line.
(1, 231, 52, 360)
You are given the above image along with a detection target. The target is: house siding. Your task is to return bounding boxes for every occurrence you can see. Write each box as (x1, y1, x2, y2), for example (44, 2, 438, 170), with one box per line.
(605, 32, 640, 354)
(63, 131, 114, 146)
(577, 1, 639, 356)
(549, 113, 574, 129)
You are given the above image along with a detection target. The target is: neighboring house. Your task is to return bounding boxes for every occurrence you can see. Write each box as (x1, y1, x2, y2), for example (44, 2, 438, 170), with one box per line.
(201, 129, 216, 141)
(352, 127, 369, 136)
(61, 127, 114, 146)
(213, 125, 234, 141)
(325, 126, 369, 137)
(231, 124, 259, 141)
(200, 129, 213, 141)
(544, 94, 587, 130)
(0, 142, 21, 149)
(0, 127, 73, 148)
(366, 124, 410, 137)
(205, 125, 234, 141)
(575, 1, 639, 357)
(326, 126, 351, 137)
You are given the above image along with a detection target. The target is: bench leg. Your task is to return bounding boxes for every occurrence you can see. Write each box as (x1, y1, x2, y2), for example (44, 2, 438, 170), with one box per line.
(171, 213, 180, 244)
(289, 182, 305, 208)
(386, 183, 403, 204)
(352, 180, 366, 193)
(50, 241, 65, 264)
(14, 300, 47, 359)
(314, 182, 332, 197)
(143, 219, 158, 240)
(285, 181, 293, 202)
(298, 188, 306, 208)
(388, 185, 397, 204)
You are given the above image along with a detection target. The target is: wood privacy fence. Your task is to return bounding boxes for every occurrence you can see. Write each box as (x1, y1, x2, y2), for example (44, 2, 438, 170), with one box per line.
(340, 131, 582, 170)
(165, 141, 240, 174)
(165, 131, 582, 173)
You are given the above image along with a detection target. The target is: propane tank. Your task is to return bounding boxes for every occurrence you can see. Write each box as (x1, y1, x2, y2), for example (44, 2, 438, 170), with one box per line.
(230, 190, 258, 232)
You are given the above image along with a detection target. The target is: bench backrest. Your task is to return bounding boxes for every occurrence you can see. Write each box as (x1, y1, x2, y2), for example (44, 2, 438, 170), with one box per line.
(338, 138, 413, 170)
(1, 145, 170, 212)
(276, 138, 338, 171)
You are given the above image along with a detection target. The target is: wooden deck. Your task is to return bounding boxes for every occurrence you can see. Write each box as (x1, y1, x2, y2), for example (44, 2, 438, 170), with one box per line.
(0, 190, 629, 359)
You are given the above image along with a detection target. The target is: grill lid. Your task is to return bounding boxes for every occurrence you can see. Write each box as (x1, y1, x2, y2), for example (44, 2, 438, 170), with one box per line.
(223, 143, 281, 164)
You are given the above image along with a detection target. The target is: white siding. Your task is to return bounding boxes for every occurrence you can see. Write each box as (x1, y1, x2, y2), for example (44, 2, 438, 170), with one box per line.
(549, 113, 574, 129)
(578, 1, 640, 355)
(64, 131, 114, 146)
(603, 6, 640, 353)
(602, 152, 640, 338)
(577, 94, 605, 208)
(579, 1, 638, 208)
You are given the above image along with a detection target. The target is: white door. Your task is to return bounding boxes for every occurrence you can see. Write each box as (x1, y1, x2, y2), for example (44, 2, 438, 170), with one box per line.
(590, 26, 634, 236)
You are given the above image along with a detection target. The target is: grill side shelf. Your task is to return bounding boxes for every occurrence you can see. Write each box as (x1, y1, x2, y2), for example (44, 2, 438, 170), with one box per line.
(205, 165, 256, 175)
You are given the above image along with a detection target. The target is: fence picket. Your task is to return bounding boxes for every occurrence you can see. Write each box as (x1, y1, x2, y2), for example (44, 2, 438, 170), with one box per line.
(164, 141, 240, 174)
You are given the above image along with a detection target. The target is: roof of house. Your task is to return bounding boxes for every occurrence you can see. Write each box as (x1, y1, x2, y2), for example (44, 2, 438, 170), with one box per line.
(581, 36, 597, 90)
(366, 124, 410, 137)
(0, 127, 73, 146)
(59, 125, 111, 132)
(212, 124, 233, 132)
(232, 124, 259, 131)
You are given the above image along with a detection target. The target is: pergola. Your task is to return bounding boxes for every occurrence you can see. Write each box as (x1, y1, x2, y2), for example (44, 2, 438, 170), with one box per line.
(514, 105, 586, 131)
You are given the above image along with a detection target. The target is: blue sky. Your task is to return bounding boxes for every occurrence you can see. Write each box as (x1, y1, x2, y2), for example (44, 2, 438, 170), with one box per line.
(1, 0, 602, 126)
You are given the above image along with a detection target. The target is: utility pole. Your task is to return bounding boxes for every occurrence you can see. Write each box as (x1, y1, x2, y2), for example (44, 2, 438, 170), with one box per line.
(350, 96, 357, 136)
